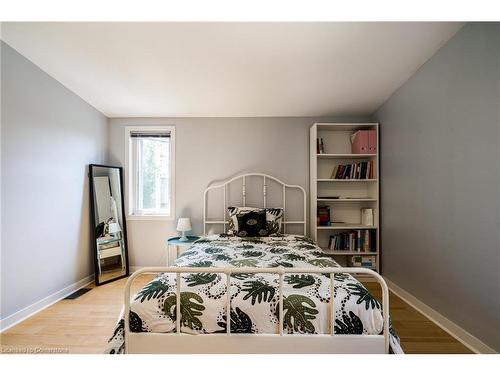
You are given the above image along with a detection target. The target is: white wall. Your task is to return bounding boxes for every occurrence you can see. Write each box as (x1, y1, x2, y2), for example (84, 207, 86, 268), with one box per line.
(108, 116, 369, 267)
(0, 42, 108, 320)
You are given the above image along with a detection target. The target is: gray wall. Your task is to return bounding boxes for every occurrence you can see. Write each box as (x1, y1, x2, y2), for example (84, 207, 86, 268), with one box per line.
(374, 23, 500, 351)
(1, 42, 108, 320)
(108, 116, 368, 267)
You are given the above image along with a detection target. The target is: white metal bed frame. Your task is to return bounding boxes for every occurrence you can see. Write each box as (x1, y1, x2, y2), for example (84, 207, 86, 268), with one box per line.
(123, 173, 390, 354)
(203, 173, 307, 236)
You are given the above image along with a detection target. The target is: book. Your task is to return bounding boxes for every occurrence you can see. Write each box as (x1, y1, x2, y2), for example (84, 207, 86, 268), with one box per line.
(344, 164, 351, 179)
(317, 138, 326, 154)
(350, 255, 376, 269)
(330, 165, 338, 179)
(363, 230, 369, 252)
(327, 230, 375, 252)
(317, 206, 331, 226)
(331, 161, 373, 180)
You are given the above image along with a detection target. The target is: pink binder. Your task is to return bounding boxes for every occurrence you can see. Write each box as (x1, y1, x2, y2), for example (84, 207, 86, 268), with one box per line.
(368, 130, 377, 153)
(351, 130, 369, 154)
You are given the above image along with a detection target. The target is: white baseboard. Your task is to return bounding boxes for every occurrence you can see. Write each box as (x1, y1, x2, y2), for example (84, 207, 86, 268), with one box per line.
(385, 277, 497, 354)
(0, 274, 94, 333)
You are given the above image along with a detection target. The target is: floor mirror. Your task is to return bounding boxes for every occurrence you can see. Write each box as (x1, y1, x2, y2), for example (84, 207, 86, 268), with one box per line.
(89, 164, 129, 285)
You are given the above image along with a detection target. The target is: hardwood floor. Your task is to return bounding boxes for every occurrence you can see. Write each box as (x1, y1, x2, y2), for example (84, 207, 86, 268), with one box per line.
(364, 282, 472, 354)
(0, 276, 472, 354)
(0, 275, 151, 354)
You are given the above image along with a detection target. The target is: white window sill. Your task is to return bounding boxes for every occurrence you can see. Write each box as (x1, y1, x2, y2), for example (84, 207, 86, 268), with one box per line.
(127, 215, 175, 221)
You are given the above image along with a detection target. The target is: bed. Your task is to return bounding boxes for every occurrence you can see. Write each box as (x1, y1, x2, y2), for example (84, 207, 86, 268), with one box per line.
(107, 173, 402, 354)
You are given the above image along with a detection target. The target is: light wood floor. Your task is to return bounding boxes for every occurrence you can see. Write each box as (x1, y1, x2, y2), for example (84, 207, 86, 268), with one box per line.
(365, 282, 472, 354)
(0, 275, 472, 354)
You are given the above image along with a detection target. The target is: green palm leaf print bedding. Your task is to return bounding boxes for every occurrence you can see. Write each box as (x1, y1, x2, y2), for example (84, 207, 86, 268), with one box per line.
(164, 292, 205, 330)
(106, 234, 402, 354)
(282, 295, 319, 333)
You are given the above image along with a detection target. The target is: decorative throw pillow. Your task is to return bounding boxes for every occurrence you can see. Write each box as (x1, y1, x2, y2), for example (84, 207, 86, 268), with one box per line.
(227, 206, 256, 234)
(265, 207, 284, 236)
(227, 206, 284, 236)
(235, 209, 268, 237)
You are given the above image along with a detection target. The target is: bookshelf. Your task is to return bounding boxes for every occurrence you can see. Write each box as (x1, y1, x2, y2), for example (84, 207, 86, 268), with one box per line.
(310, 123, 380, 273)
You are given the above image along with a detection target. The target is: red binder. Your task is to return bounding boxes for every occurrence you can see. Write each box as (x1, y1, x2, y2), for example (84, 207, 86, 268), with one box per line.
(351, 130, 369, 154)
(368, 129, 377, 153)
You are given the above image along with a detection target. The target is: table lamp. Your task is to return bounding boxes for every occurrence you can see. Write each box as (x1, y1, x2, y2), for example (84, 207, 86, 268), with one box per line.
(108, 222, 122, 237)
(176, 218, 192, 242)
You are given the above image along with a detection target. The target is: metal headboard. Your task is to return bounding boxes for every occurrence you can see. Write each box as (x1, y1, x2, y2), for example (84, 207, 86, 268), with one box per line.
(203, 173, 306, 236)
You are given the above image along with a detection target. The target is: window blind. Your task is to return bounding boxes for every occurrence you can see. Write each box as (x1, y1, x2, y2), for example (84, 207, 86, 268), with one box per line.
(130, 131, 170, 138)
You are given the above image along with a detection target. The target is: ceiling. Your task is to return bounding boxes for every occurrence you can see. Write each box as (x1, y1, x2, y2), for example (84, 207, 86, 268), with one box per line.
(1, 22, 463, 118)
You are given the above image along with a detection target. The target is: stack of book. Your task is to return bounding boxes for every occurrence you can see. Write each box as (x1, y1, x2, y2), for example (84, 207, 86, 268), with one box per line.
(316, 138, 326, 154)
(349, 255, 376, 270)
(328, 230, 376, 252)
(317, 206, 331, 226)
(331, 161, 374, 179)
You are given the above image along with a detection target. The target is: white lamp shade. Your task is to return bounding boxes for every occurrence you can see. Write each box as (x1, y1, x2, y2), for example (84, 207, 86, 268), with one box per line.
(108, 222, 121, 234)
(176, 218, 192, 232)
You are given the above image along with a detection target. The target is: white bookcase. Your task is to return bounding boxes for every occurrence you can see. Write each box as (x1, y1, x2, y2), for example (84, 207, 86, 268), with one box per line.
(310, 123, 380, 273)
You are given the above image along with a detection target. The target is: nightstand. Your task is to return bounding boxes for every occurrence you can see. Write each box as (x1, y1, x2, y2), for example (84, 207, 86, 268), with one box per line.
(166, 236, 200, 265)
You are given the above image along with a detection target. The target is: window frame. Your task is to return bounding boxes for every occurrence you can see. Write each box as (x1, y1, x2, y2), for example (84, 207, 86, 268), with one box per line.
(125, 125, 176, 221)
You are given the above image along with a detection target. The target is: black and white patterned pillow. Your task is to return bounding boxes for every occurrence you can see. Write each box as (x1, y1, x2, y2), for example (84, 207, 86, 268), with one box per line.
(265, 207, 284, 235)
(227, 206, 254, 235)
(235, 210, 268, 237)
(227, 206, 284, 236)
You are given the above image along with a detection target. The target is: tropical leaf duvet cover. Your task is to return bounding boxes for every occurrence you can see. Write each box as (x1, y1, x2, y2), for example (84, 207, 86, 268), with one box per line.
(106, 234, 403, 354)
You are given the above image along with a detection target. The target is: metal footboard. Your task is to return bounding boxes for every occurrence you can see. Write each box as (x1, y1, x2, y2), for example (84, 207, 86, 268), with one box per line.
(124, 266, 390, 354)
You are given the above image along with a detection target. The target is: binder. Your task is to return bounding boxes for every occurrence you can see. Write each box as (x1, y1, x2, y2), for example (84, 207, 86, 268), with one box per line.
(351, 130, 369, 154)
(368, 129, 377, 153)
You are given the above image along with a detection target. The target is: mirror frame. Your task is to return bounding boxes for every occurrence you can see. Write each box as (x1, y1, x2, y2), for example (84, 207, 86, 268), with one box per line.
(89, 164, 130, 286)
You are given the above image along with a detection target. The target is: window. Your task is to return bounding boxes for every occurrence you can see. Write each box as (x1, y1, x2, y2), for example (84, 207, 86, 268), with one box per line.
(126, 126, 175, 219)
